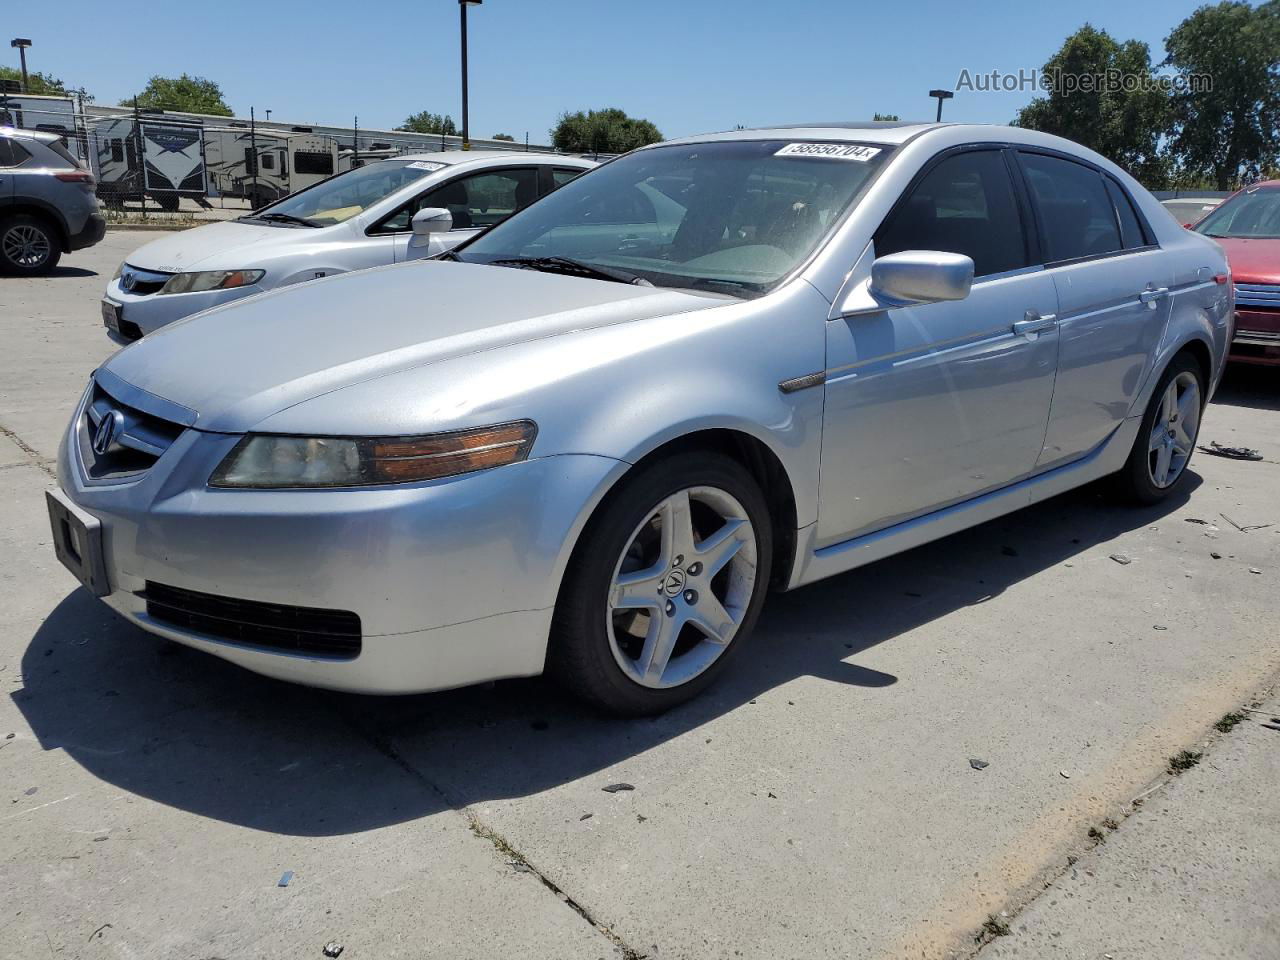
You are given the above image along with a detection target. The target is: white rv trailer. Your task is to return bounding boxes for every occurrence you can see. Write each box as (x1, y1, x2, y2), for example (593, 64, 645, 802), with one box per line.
(0, 92, 87, 162)
(203, 127, 340, 207)
(86, 115, 207, 210)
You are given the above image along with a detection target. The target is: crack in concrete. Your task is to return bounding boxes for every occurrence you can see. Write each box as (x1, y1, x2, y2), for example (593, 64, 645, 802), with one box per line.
(336, 708, 648, 960)
(0, 421, 56, 480)
(964, 672, 1280, 959)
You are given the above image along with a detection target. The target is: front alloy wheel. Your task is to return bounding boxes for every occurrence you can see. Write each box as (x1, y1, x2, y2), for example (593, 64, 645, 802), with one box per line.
(607, 486, 758, 689)
(551, 451, 773, 715)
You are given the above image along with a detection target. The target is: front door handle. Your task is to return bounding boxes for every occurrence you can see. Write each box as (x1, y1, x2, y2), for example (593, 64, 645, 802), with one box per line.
(1012, 311, 1057, 337)
(1139, 286, 1170, 305)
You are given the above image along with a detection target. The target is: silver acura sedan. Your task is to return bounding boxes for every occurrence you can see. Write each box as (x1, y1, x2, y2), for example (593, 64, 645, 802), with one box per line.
(48, 122, 1231, 715)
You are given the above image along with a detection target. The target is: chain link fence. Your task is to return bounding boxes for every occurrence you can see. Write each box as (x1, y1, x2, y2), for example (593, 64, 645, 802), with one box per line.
(2, 93, 556, 222)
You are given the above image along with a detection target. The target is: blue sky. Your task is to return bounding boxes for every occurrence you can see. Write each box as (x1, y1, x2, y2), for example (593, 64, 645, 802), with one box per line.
(7, 0, 1217, 141)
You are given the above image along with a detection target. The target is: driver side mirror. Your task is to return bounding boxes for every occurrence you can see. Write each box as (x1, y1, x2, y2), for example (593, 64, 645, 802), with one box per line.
(411, 207, 453, 237)
(841, 250, 974, 316)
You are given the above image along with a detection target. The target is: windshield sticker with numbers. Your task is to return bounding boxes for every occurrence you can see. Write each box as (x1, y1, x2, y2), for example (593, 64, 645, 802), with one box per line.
(775, 143, 882, 161)
(406, 160, 447, 171)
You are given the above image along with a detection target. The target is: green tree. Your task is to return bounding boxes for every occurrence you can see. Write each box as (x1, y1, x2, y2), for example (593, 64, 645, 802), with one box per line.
(1164, 1, 1280, 190)
(872, 113, 900, 121)
(551, 107, 662, 154)
(124, 74, 232, 115)
(492, 132, 515, 141)
(0, 66, 78, 97)
(398, 111, 457, 135)
(1013, 24, 1171, 186)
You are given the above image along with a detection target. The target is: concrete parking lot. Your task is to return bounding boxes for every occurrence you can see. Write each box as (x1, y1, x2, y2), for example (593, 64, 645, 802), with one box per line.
(2, 232, 1278, 960)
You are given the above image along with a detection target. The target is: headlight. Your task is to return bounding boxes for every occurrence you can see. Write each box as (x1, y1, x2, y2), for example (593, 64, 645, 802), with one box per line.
(159, 269, 265, 295)
(209, 421, 538, 488)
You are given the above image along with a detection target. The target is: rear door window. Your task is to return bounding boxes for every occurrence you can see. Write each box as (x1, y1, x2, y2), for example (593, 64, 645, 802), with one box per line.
(0, 138, 31, 167)
(1104, 178, 1147, 249)
(874, 149, 1029, 278)
(1018, 152, 1122, 263)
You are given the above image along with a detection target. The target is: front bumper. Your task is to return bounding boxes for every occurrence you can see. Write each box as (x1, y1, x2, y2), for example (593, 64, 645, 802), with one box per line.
(1230, 308, 1280, 366)
(56, 396, 624, 694)
(103, 276, 266, 337)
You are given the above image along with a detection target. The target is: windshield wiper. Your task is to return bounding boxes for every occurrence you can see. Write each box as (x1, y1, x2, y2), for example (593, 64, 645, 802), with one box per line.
(486, 256, 652, 286)
(243, 212, 321, 228)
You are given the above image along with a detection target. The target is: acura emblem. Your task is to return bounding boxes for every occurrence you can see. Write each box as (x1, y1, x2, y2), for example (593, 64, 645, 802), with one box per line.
(93, 410, 124, 455)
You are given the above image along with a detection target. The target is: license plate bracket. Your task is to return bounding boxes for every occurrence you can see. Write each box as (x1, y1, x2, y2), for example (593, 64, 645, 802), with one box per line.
(46, 489, 110, 597)
(101, 298, 122, 333)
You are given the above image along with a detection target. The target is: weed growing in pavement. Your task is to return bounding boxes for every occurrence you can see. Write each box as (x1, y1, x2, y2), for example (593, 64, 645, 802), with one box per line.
(976, 915, 1011, 942)
(1215, 712, 1247, 733)
(1087, 826, 1107, 844)
(1102, 817, 1120, 832)
(1168, 750, 1203, 774)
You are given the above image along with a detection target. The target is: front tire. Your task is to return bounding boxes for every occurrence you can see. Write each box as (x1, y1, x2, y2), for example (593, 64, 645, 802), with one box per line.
(0, 214, 61, 275)
(549, 452, 773, 715)
(1112, 353, 1204, 504)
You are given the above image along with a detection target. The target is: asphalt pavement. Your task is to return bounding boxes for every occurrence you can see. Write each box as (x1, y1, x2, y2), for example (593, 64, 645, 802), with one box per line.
(1, 232, 1278, 959)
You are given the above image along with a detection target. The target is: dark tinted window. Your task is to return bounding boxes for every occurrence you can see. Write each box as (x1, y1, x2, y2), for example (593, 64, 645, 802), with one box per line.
(1105, 178, 1146, 249)
(875, 149, 1028, 278)
(244, 147, 258, 177)
(1019, 153, 1122, 262)
(47, 140, 82, 168)
(0, 138, 15, 167)
(294, 151, 334, 176)
(553, 167, 583, 188)
(110, 139, 125, 163)
(260, 152, 275, 171)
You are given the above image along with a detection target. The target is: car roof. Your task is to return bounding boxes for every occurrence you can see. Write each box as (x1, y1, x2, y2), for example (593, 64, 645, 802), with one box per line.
(390, 150, 593, 166)
(658, 122, 943, 148)
(0, 125, 60, 143)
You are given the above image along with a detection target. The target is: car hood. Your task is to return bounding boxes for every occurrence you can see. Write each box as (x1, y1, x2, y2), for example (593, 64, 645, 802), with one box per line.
(1211, 236, 1280, 285)
(123, 219, 312, 273)
(101, 261, 726, 432)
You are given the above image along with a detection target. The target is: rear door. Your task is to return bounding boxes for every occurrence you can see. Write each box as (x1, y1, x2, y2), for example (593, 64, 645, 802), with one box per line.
(1015, 151, 1172, 469)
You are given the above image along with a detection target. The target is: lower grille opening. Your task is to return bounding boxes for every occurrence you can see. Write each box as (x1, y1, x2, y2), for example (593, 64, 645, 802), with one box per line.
(116, 317, 144, 340)
(142, 581, 362, 659)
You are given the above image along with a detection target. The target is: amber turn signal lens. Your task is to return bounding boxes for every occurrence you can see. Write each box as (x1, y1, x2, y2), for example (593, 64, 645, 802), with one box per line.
(368, 421, 538, 483)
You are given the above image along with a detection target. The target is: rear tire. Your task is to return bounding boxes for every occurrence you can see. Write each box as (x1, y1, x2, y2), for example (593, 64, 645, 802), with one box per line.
(1112, 353, 1204, 504)
(548, 451, 773, 716)
(0, 214, 61, 275)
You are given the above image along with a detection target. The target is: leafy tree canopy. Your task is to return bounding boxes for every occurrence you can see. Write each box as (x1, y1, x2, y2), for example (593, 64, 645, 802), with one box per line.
(1163, 0, 1280, 189)
(1013, 23, 1170, 186)
(398, 111, 457, 136)
(872, 112, 900, 121)
(0, 66, 87, 98)
(492, 132, 515, 141)
(124, 74, 232, 115)
(551, 107, 662, 154)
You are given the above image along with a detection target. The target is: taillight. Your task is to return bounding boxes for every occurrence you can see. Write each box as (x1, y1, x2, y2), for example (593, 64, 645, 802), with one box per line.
(54, 170, 95, 186)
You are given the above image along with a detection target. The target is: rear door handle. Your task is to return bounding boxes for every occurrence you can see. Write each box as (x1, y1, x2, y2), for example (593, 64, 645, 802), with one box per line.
(1012, 311, 1057, 336)
(1139, 286, 1170, 305)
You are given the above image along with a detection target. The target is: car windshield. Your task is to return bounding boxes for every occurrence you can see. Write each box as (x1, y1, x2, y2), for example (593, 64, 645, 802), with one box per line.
(247, 158, 447, 227)
(454, 139, 889, 295)
(1193, 187, 1280, 239)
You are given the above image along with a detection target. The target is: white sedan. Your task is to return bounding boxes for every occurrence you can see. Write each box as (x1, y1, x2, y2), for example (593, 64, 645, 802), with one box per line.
(100, 151, 595, 340)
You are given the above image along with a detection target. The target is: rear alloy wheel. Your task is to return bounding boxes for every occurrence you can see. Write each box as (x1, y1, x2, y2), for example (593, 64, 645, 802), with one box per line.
(550, 452, 772, 715)
(1113, 353, 1204, 504)
(0, 215, 61, 275)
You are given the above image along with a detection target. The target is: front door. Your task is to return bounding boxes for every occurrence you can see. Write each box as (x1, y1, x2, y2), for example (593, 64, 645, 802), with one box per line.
(817, 147, 1060, 545)
(1014, 151, 1173, 468)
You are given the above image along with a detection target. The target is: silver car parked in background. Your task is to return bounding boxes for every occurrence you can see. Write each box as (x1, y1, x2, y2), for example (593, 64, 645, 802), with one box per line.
(49, 122, 1231, 714)
(0, 126, 105, 275)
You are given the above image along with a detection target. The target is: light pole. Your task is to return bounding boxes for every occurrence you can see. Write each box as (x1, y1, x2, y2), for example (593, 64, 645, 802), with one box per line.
(459, 0, 482, 150)
(928, 88, 954, 122)
(10, 39, 32, 93)
(264, 109, 272, 122)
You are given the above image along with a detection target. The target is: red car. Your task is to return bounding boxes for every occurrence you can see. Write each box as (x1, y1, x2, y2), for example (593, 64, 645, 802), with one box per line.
(1191, 181, 1280, 365)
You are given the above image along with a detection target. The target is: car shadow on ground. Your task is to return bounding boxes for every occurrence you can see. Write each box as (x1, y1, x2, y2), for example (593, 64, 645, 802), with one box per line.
(13, 477, 1199, 838)
(30, 266, 99, 279)
(1212, 363, 1280, 413)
